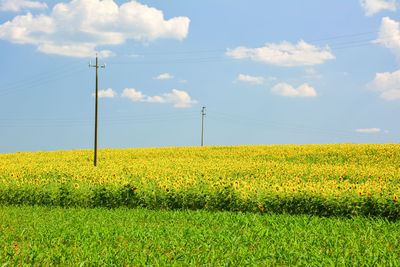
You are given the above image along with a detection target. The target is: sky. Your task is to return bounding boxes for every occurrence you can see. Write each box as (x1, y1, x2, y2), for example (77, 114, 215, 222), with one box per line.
(1, 0, 400, 153)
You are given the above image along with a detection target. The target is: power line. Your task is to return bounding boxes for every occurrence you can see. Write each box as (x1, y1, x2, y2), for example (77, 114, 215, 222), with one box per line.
(0, 66, 86, 97)
(107, 56, 232, 65)
(0, 61, 84, 91)
(106, 30, 400, 66)
(113, 31, 380, 58)
(0, 108, 384, 139)
(0, 61, 83, 90)
(206, 108, 373, 139)
(308, 31, 377, 43)
(0, 114, 199, 127)
(0, 111, 199, 122)
(0, 30, 391, 81)
(107, 30, 383, 63)
(207, 115, 369, 140)
(0, 111, 198, 122)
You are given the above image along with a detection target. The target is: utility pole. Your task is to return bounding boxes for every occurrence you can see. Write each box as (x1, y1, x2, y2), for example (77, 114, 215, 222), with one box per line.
(201, 106, 206, 146)
(89, 54, 105, 166)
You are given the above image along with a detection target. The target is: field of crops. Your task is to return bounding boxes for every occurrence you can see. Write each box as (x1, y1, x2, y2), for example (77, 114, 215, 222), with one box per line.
(1, 144, 400, 218)
(2, 206, 400, 265)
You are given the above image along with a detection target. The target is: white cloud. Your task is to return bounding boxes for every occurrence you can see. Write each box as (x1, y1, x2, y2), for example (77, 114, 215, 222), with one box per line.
(121, 88, 197, 108)
(226, 40, 335, 67)
(355, 128, 381, 133)
(155, 89, 197, 108)
(146, 95, 166, 103)
(38, 43, 114, 58)
(236, 74, 264, 85)
(121, 88, 146, 102)
(0, 0, 47, 11)
(270, 82, 317, 98)
(153, 73, 174, 80)
(367, 69, 400, 100)
(374, 17, 400, 60)
(360, 0, 396, 16)
(0, 0, 190, 58)
(380, 89, 400, 100)
(96, 88, 116, 98)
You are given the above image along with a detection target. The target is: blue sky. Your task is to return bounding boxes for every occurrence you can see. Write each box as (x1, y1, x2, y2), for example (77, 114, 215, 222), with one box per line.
(0, 0, 399, 153)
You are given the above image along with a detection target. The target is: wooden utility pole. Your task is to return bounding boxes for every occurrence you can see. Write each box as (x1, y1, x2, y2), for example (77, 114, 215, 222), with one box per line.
(201, 106, 206, 146)
(89, 54, 105, 166)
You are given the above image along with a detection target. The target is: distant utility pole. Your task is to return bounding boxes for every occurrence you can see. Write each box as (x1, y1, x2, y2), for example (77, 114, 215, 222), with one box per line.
(89, 54, 105, 167)
(201, 106, 206, 146)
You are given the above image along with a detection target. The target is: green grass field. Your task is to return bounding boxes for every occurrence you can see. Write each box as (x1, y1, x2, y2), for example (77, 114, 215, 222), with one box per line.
(1, 206, 399, 265)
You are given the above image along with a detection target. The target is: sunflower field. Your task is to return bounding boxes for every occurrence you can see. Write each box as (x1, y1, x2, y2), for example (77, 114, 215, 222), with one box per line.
(1, 144, 400, 218)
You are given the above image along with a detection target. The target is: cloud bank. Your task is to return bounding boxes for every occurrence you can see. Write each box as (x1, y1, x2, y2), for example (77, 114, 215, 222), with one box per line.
(0, 0, 47, 11)
(355, 128, 381, 133)
(367, 69, 400, 100)
(374, 17, 400, 60)
(271, 83, 317, 98)
(236, 74, 264, 84)
(122, 88, 197, 108)
(98, 88, 116, 98)
(360, 0, 396, 16)
(226, 41, 335, 67)
(0, 0, 190, 57)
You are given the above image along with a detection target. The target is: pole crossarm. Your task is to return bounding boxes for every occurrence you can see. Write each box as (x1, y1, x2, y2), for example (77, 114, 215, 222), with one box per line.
(89, 63, 106, 69)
